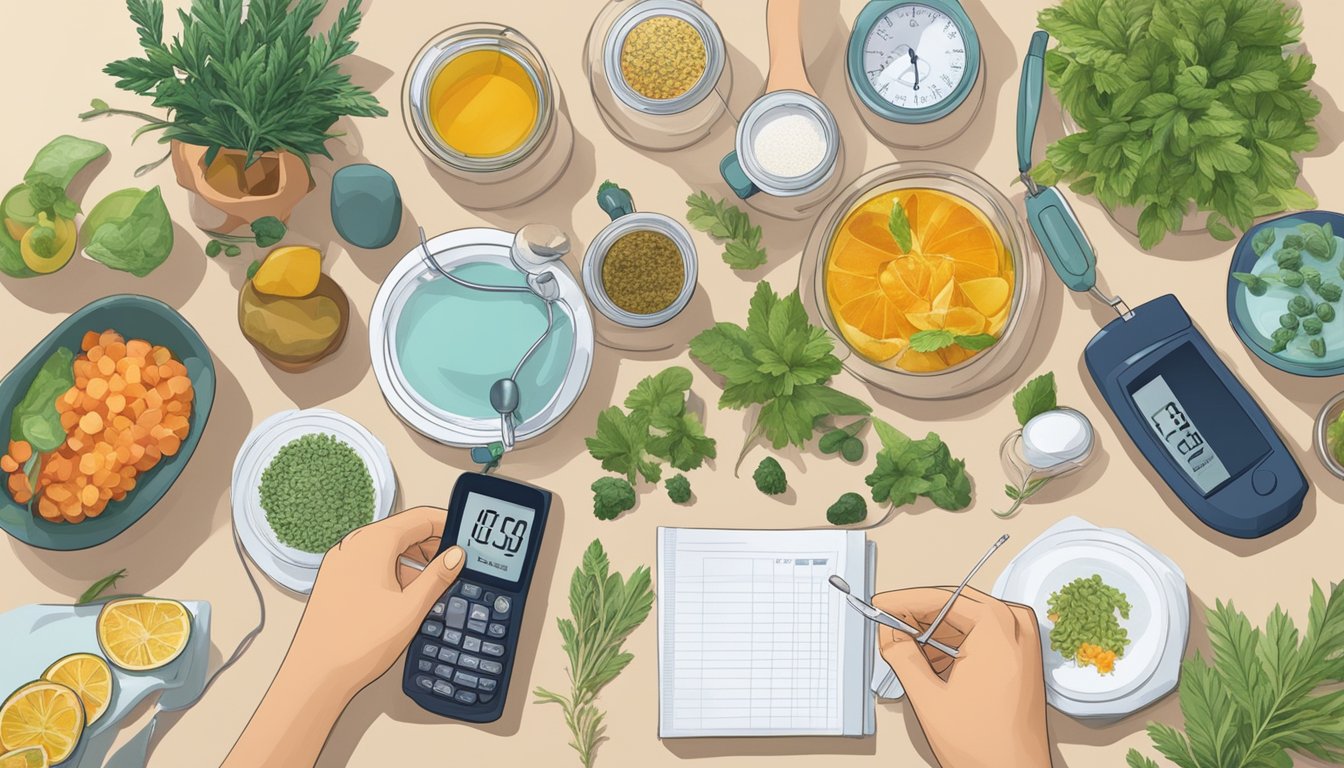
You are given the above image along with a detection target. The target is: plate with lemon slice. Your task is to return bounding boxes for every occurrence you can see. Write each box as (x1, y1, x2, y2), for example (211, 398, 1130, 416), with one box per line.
(0, 598, 207, 767)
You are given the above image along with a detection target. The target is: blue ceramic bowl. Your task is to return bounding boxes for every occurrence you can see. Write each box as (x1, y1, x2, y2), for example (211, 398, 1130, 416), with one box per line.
(1227, 210, 1344, 377)
(0, 295, 215, 550)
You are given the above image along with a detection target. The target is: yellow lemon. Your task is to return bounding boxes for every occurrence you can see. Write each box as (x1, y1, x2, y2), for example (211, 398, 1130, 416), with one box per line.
(41, 654, 113, 725)
(252, 245, 321, 298)
(0, 682, 84, 765)
(96, 598, 191, 672)
(0, 746, 49, 768)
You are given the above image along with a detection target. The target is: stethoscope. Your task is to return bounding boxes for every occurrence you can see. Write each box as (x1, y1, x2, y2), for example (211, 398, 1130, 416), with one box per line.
(415, 225, 570, 460)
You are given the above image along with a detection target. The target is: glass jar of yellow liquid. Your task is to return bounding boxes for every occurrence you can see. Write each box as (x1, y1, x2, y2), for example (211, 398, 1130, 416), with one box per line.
(404, 24, 573, 209)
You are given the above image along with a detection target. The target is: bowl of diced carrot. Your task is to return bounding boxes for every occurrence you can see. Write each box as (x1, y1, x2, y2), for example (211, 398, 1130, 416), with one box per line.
(0, 295, 215, 550)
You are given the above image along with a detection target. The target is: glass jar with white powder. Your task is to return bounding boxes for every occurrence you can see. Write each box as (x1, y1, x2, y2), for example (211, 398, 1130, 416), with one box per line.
(720, 90, 840, 205)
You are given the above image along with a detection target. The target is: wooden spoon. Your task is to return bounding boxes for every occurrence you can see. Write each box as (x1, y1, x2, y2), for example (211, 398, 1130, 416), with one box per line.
(764, 0, 816, 96)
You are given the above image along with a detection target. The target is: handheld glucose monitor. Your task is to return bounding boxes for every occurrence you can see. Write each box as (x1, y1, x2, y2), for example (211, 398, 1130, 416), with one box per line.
(402, 472, 551, 722)
(1016, 31, 1307, 538)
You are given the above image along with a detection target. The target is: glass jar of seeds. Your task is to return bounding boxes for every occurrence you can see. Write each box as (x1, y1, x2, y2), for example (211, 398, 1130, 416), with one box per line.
(584, 0, 731, 150)
(583, 181, 697, 328)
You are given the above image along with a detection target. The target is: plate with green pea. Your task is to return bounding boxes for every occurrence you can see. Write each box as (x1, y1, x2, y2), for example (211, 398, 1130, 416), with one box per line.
(1228, 211, 1344, 376)
(230, 408, 396, 593)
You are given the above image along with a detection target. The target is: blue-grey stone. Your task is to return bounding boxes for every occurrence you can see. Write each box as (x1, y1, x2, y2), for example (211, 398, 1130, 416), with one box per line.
(331, 163, 402, 249)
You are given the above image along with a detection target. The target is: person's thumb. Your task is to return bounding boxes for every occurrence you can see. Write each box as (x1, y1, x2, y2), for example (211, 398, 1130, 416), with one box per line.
(879, 628, 942, 701)
(404, 545, 466, 609)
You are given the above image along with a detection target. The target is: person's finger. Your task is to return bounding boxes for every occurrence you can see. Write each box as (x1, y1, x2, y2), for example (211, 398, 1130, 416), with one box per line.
(878, 626, 944, 701)
(396, 538, 443, 587)
(373, 506, 448, 551)
(403, 545, 465, 608)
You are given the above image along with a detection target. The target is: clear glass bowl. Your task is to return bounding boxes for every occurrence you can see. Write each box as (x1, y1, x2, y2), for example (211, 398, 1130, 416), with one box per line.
(584, 0, 731, 150)
(1314, 390, 1344, 480)
(799, 161, 1041, 399)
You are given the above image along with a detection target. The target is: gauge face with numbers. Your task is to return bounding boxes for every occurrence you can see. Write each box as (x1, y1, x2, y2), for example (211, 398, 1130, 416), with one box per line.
(851, 0, 979, 122)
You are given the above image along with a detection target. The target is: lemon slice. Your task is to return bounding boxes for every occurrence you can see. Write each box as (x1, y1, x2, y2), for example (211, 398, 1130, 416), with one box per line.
(96, 598, 192, 672)
(42, 654, 113, 725)
(0, 746, 49, 768)
(0, 682, 84, 765)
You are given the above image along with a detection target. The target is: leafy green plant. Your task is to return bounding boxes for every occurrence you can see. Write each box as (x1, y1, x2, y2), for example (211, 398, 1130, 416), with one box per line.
(690, 282, 871, 474)
(752, 457, 786, 496)
(826, 492, 868, 526)
(865, 419, 973, 520)
(685, 191, 767, 270)
(1127, 581, 1344, 768)
(819, 418, 867, 463)
(585, 367, 716, 485)
(591, 477, 636, 521)
(998, 372, 1062, 518)
(1034, 0, 1320, 248)
(535, 540, 654, 768)
(88, 0, 386, 170)
(665, 474, 691, 504)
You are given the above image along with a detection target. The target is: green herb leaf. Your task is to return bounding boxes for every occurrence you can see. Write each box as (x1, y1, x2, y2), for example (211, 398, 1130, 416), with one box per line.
(104, 0, 386, 167)
(246, 259, 262, 280)
(1207, 214, 1236, 241)
(585, 407, 660, 484)
(78, 569, 128, 604)
(887, 199, 913, 252)
(1012, 372, 1057, 426)
(864, 419, 973, 511)
(954, 333, 998, 351)
(82, 186, 173, 277)
(25, 135, 108, 190)
(909, 329, 956, 352)
(624, 367, 693, 422)
(685, 191, 767, 270)
(646, 411, 716, 472)
(11, 347, 75, 452)
(224, 244, 242, 258)
(1129, 582, 1344, 768)
(251, 216, 286, 248)
(690, 282, 870, 473)
(1251, 228, 1277, 256)
(534, 540, 653, 767)
(206, 239, 223, 258)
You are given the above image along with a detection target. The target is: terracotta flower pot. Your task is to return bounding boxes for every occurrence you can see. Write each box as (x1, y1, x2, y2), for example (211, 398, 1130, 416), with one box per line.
(170, 140, 315, 237)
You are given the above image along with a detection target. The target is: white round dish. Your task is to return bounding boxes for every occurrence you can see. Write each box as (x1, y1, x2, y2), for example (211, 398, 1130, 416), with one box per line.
(992, 518, 1189, 720)
(369, 227, 595, 448)
(231, 409, 396, 593)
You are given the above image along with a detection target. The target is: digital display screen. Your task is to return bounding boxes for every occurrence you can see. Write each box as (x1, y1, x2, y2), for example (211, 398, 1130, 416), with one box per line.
(1126, 343, 1269, 497)
(455, 492, 536, 583)
(1132, 375, 1231, 494)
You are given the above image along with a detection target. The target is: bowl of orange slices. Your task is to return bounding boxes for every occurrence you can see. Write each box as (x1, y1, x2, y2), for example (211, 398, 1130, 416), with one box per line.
(801, 162, 1041, 399)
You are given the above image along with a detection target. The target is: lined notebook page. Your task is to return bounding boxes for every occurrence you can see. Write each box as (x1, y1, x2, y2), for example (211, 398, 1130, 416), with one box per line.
(657, 528, 867, 737)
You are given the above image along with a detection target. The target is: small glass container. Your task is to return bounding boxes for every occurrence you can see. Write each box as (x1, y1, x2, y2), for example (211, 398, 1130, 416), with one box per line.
(1314, 391, 1344, 480)
(720, 90, 844, 220)
(583, 184, 697, 328)
(799, 161, 1041, 399)
(403, 24, 573, 208)
(585, 0, 731, 150)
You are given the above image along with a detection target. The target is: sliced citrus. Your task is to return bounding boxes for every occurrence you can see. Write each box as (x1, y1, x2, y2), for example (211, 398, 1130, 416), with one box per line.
(0, 746, 48, 768)
(42, 654, 112, 725)
(960, 277, 1010, 317)
(0, 682, 83, 765)
(96, 598, 191, 672)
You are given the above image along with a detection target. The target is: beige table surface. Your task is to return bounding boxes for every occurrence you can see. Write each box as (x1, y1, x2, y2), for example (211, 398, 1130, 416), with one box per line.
(2, 1, 1343, 766)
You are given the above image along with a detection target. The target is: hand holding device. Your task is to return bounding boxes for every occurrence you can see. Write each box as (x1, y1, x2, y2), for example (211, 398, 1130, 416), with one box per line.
(873, 586, 1052, 768)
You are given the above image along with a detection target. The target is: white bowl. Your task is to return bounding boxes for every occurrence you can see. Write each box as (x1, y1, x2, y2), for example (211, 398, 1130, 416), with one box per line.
(231, 409, 396, 593)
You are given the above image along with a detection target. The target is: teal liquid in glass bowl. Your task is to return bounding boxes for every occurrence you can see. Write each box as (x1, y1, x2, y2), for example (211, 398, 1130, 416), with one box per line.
(393, 262, 575, 421)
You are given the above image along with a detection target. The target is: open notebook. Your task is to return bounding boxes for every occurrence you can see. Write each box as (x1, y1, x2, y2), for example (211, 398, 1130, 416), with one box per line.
(657, 527, 877, 738)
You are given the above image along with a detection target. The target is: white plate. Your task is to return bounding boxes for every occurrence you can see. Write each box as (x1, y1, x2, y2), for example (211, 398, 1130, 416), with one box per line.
(992, 517, 1189, 720)
(231, 409, 396, 593)
(368, 227, 594, 448)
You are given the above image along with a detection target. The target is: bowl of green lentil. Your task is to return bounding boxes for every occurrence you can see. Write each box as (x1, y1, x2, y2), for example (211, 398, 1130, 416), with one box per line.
(231, 409, 396, 592)
(582, 183, 697, 328)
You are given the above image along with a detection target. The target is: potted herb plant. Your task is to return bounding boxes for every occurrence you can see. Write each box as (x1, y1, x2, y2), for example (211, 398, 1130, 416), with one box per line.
(83, 0, 386, 237)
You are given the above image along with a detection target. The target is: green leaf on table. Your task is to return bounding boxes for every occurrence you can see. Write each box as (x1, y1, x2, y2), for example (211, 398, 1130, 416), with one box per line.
(251, 216, 286, 248)
(864, 420, 972, 511)
(888, 198, 913, 252)
(1013, 372, 1057, 426)
(585, 407, 660, 484)
(647, 411, 716, 472)
(78, 569, 128, 604)
(82, 186, 173, 277)
(625, 367, 693, 423)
